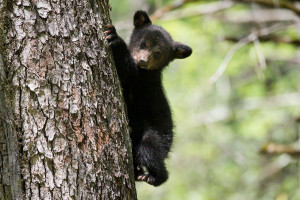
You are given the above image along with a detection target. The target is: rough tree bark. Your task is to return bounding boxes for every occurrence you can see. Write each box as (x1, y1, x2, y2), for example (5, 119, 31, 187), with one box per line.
(0, 0, 137, 199)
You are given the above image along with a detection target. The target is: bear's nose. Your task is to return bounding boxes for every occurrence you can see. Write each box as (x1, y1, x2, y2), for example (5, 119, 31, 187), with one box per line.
(138, 58, 147, 66)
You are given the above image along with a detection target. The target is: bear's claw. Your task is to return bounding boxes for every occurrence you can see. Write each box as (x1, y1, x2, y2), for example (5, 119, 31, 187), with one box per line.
(137, 174, 156, 185)
(105, 24, 118, 45)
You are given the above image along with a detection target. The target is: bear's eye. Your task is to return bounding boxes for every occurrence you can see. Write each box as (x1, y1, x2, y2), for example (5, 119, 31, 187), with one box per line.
(154, 51, 161, 59)
(140, 42, 146, 49)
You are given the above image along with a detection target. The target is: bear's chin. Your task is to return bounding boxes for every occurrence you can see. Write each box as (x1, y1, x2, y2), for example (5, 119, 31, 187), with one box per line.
(138, 65, 151, 70)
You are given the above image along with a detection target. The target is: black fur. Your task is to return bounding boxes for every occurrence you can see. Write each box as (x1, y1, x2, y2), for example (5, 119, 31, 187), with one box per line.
(105, 11, 192, 186)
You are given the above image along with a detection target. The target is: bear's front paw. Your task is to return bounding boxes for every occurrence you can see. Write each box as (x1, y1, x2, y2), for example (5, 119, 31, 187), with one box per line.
(105, 24, 119, 46)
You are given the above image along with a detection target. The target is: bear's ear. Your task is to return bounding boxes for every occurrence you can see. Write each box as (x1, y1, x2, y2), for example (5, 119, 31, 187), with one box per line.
(134, 10, 152, 28)
(173, 42, 192, 59)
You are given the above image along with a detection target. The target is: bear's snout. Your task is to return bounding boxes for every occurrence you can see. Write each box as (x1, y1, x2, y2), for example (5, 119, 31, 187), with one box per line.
(137, 57, 148, 66)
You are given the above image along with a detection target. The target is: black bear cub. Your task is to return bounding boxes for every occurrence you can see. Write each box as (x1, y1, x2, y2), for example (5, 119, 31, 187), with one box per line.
(106, 11, 192, 186)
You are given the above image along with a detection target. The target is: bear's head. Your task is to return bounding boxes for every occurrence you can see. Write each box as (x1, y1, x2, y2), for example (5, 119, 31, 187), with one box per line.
(129, 11, 192, 71)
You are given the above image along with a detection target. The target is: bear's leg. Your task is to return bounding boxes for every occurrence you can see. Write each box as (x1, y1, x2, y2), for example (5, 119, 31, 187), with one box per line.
(136, 129, 171, 186)
(132, 145, 145, 179)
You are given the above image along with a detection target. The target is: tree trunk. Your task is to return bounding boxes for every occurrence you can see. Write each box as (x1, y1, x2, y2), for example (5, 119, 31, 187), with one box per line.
(0, 0, 137, 199)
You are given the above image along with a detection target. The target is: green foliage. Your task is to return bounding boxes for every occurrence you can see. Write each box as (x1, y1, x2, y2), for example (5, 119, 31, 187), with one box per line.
(109, 1, 300, 199)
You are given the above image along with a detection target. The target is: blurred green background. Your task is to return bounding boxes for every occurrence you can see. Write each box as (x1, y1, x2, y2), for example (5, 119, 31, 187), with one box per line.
(109, 0, 300, 199)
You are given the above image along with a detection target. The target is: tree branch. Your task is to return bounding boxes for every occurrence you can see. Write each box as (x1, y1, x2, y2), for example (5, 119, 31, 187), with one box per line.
(150, 0, 233, 21)
(234, 0, 300, 17)
(151, 0, 300, 21)
(210, 22, 295, 84)
(260, 154, 292, 181)
(150, 0, 200, 21)
(260, 143, 300, 156)
(215, 9, 299, 24)
(225, 35, 300, 46)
